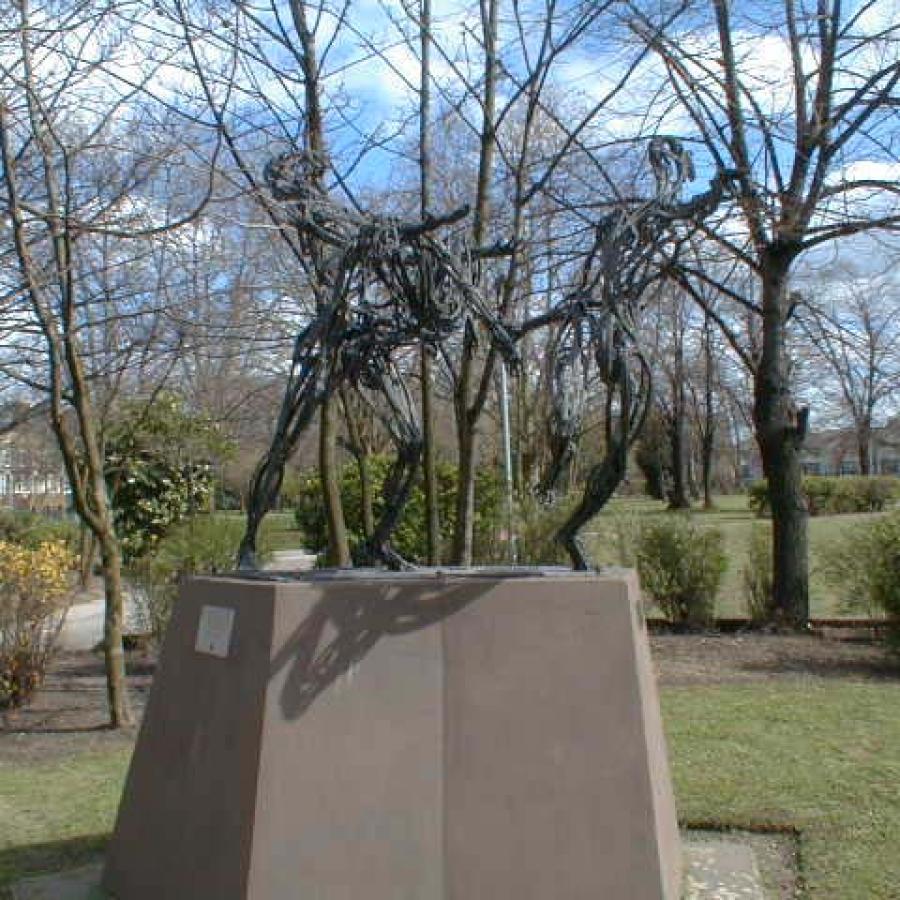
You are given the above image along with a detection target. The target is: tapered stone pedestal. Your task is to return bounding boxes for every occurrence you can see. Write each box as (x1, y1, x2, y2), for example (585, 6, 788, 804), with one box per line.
(103, 569, 681, 899)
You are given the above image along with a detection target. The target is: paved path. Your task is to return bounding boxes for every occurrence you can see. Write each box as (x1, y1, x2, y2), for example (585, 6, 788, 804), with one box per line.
(263, 548, 317, 572)
(58, 549, 316, 651)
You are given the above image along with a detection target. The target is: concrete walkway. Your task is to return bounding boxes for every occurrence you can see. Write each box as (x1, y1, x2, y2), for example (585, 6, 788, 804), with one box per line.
(11, 837, 770, 899)
(263, 548, 317, 572)
(57, 583, 144, 653)
(58, 549, 316, 652)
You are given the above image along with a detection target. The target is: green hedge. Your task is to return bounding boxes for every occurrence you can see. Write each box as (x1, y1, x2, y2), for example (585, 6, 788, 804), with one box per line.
(293, 456, 504, 564)
(747, 475, 897, 517)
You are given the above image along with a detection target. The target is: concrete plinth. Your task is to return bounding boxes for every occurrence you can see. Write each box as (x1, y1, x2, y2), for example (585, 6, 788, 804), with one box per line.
(103, 569, 681, 899)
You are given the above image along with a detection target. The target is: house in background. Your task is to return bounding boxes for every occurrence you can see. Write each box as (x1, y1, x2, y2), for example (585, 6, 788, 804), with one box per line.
(799, 419, 900, 476)
(0, 431, 70, 513)
(738, 418, 900, 482)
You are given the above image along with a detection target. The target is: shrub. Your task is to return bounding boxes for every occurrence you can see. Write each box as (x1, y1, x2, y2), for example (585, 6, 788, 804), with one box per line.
(747, 476, 897, 517)
(822, 511, 900, 642)
(293, 457, 504, 564)
(513, 494, 575, 566)
(127, 516, 273, 643)
(635, 516, 726, 627)
(0, 509, 80, 553)
(742, 524, 773, 623)
(746, 479, 770, 516)
(0, 540, 75, 708)
(804, 476, 837, 515)
(590, 509, 642, 569)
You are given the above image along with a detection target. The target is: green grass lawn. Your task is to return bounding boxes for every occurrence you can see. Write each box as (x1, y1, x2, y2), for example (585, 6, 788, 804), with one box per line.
(212, 509, 308, 553)
(588, 494, 891, 618)
(0, 750, 131, 891)
(2, 681, 898, 897)
(664, 681, 900, 899)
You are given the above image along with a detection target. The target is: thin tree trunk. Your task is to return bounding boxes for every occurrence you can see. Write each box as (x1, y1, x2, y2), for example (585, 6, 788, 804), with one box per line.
(421, 348, 440, 563)
(452, 418, 478, 564)
(450, 0, 498, 566)
(341, 387, 375, 538)
(419, 0, 440, 564)
(701, 314, 716, 509)
(668, 399, 690, 508)
(78, 525, 96, 589)
(319, 397, 350, 566)
(668, 318, 690, 509)
(98, 530, 133, 725)
(753, 257, 809, 624)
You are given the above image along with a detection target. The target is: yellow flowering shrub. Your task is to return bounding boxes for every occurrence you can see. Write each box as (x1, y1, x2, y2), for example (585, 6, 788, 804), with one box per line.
(0, 540, 75, 708)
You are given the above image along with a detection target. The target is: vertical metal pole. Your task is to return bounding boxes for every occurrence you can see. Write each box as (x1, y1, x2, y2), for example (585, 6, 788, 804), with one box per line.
(499, 361, 517, 563)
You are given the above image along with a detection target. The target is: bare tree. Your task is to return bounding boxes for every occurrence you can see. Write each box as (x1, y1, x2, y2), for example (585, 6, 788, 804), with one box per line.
(0, 0, 217, 725)
(797, 268, 900, 472)
(634, 0, 900, 623)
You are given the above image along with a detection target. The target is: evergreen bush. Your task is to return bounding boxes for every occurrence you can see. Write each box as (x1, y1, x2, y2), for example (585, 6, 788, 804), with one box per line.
(635, 516, 726, 627)
(822, 511, 900, 645)
(293, 457, 504, 564)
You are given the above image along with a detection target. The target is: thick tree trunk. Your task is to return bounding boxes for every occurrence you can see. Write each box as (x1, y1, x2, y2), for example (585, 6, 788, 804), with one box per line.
(753, 255, 809, 625)
(319, 397, 350, 566)
(98, 529, 133, 727)
(857, 423, 872, 475)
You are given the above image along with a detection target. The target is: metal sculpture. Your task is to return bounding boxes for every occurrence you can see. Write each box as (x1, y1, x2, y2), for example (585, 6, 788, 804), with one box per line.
(237, 152, 517, 570)
(523, 136, 730, 568)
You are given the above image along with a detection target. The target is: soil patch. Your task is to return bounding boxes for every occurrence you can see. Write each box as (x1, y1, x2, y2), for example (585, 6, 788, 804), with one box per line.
(651, 631, 900, 687)
(0, 652, 153, 765)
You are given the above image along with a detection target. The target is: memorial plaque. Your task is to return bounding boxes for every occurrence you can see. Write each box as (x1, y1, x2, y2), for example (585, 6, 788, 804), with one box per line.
(195, 604, 235, 658)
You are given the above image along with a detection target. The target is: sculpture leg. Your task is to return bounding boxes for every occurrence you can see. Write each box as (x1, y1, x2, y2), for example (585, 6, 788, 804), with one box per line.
(352, 363, 422, 570)
(555, 436, 628, 570)
(238, 322, 335, 569)
(555, 361, 633, 570)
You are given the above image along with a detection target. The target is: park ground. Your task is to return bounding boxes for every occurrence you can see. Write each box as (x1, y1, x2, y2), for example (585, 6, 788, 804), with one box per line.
(1, 496, 899, 898)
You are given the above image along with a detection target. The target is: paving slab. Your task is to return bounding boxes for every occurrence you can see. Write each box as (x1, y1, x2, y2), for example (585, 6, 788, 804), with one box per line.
(683, 838, 767, 899)
(11, 835, 770, 899)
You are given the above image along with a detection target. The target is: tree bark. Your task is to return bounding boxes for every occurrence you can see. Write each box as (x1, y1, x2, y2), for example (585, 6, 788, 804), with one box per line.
(419, 0, 440, 564)
(450, 0, 498, 566)
(452, 416, 478, 564)
(98, 530, 133, 726)
(701, 313, 716, 510)
(341, 388, 375, 538)
(421, 348, 440, 563)
(319, 397, 350, 566)
(857, 423, 872, 475)
(667, 386, 691, 509)
(753, 255, 809, 624)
